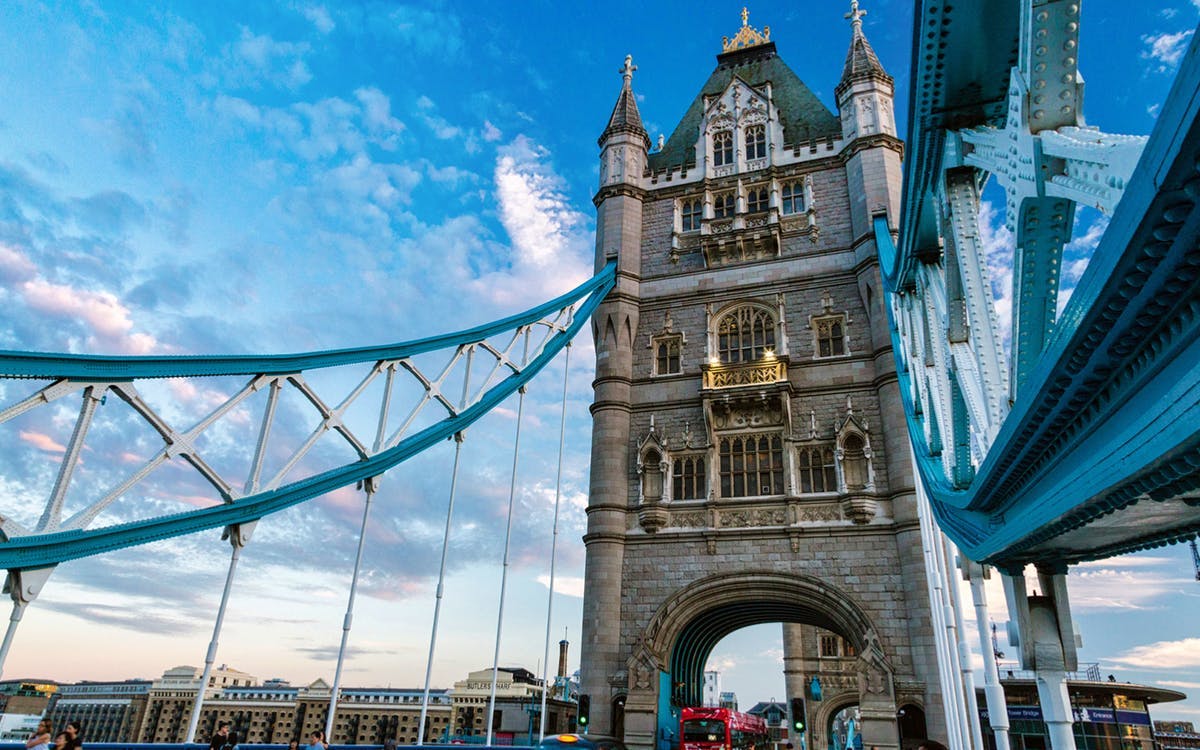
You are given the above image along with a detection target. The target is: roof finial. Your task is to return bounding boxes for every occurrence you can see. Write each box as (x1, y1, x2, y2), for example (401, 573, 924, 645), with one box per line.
(846, 0, 867, 30)
(620, 54, 637, 89)
(722, 7, 771, 52)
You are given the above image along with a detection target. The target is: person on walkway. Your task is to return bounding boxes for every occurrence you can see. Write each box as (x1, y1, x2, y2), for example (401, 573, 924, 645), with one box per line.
(287, 740, 299, 750)
(26, 719, 53, 750)
(917, 741, 948, 750)
(50, 733, 68, 750)
(307, 730, 328, 750)
(209, 722, 235, 750)
(63, 721, 82, 750)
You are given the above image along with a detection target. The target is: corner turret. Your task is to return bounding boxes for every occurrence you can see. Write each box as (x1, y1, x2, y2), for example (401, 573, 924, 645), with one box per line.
(835, 0, 896, 140)
(598, 55, 651, 189)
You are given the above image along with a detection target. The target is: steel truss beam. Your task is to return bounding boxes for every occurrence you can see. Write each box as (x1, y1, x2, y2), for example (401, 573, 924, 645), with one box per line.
(0, 264, 616, 570)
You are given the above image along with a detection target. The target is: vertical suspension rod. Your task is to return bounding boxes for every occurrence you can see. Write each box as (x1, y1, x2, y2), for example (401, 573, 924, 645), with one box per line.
(944, 537, 984, 750)
(487, 329, 532, 745)
(326, 481, 378, 741)
(419, 347, 474, 746)
(185, 529, 247, 743)
(539, 343, 572, 740)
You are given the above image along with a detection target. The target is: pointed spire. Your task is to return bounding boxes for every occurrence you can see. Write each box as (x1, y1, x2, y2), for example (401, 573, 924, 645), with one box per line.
(836, 0, 891, 97)
(599, 54, 650, 147)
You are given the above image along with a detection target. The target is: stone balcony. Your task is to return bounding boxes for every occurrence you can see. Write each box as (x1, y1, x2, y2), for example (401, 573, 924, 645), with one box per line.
(671, 207, 818, 268)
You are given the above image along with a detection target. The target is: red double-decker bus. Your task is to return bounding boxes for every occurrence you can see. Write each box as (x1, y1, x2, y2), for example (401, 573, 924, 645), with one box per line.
(680, 707, 769, 750)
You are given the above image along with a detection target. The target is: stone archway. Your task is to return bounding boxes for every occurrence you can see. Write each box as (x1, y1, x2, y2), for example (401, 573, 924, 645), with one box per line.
(621, 571, 899, 750)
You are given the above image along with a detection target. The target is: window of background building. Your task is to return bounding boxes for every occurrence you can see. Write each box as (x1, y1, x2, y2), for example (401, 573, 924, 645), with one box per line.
(745, 124, 766, 159)
(713, 131, 734, 166)
(672, 455, 707, 500)
(717, 306, 775, 363)
(781, 181, 805, 214)
(719, 433, 784, 497)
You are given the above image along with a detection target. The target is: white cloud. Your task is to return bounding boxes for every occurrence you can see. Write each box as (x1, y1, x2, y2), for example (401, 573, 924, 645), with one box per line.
(0, 243, 38, 283)
(494, 136, 586, 269)
(354, 87, 405, 149)
(230, 27, 313, 89)
(298, 4, 334, 34)
(535, 574, 584, 598)
(1109, 638, 1200, 669)
(1141, 29, 1195, 72)
(978, 199, 1014, 353)
(482, 120, 502, 142)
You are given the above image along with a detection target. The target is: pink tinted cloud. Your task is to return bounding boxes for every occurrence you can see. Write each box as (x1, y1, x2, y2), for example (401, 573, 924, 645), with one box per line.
(20, 430, 67, 453)
(19, 278, 159, 354)
(0, 244, 38, 283)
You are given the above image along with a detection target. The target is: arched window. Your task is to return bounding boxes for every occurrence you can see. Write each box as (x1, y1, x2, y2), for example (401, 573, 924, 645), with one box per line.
(654, 335, 682, 375)
(745, 124, 766, 159)
(717, 306, 775, 363)
(681, 199, 702, 231)
(747, 187, 769, 213)
(798, 446, 837, 493)
(782, 181, 805, 214)
(842, 434, 868, 490)
(714, 193, 735, 219)
(719, 433, 784, 497)
(672, 455, 706, 500)
(713, 131, 734, 166)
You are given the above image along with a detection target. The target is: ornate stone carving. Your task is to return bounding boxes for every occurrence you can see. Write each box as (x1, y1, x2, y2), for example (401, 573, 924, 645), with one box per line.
(671, 511, 709, 528)
(703, 361, 787, 390)
(795, 504, 841, 523)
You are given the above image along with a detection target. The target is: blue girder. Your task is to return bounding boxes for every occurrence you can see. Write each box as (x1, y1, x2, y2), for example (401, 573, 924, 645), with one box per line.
(0, 263, 617, 570)
(878, 30, 1200, 563)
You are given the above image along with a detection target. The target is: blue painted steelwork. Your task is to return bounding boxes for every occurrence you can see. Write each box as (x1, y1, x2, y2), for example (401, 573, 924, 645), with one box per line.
(879, 0, 1200, 569)
(0, 264, 616, 570)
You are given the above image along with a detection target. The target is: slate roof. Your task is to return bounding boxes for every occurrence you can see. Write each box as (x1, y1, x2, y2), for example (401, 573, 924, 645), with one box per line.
(836, 24, 892, 97)
(600, 83, 650, 147)
(647, 43, 842, 173)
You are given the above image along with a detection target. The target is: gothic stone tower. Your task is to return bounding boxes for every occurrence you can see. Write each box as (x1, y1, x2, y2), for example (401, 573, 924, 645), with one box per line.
(582, 8, 945, 750)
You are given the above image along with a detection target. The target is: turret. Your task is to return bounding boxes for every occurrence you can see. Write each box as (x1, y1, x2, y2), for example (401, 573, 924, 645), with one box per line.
(835, 0, 896, 141)
(595, 55, 651, 274)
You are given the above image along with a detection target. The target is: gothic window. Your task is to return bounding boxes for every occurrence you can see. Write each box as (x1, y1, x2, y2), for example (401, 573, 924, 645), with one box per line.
(681, 199, 702, 232)
(717, 306, 775, 363)
(841, 434, 869, 490)
(797, 445, 837, 493)
(713, 131, 734, 166)
(815, 315, 847, 357)
(745, 124, 766, 159)
(842, 639, 857, 658)
(672, 455, 707, 500)
(718, 433, 784, 498)
(781, 181, 805, 215)
(747, 187, 769, 214)
(653, 334, 682, 375)
(714, 193, 735, 219)
(819, 635, 839, 657)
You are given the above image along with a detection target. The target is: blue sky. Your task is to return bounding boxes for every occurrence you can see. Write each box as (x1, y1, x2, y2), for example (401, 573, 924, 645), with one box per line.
(2, 0, 1200, 728)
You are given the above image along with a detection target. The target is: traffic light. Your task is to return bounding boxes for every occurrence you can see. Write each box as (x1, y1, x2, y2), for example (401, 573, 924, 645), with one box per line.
(790, 697, 806, 733)
(578, 694, 590, 729)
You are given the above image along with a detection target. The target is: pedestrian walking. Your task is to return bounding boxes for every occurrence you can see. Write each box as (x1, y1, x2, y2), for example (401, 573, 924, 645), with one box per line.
(27, 719, 53, 750)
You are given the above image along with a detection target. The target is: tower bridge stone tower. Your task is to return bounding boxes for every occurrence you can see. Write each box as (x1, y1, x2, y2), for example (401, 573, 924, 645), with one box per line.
(581, 8, 946, 750)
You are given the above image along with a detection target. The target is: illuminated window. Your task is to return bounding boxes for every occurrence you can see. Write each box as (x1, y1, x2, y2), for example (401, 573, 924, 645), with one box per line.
(713, 131, 734, 166)
(719, 433, 784, 497)
(781, 181, 805, 214)
(717, 306, 775, 363)
(745, 124, 766, 159)
(681, 199, 702, 231)
(672, 455, 707, 500)
(797, 446, 837, 493)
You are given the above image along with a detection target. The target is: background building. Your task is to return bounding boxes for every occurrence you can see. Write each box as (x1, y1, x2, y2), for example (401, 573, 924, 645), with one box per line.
(44, 679, 151, 742)
(974, 670, 1185, 750)
(0, 680, 57, 740)
(1156, 721, 1200, 750)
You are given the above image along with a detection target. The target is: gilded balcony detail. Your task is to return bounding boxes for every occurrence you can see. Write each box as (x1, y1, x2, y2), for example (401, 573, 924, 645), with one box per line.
(702, 359, 787, 389)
